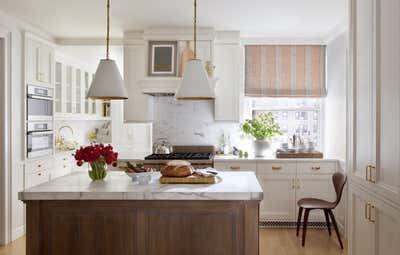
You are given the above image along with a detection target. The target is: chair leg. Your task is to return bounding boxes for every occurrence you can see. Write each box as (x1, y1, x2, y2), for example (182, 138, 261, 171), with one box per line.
(328, 210, 344, 249)
(296, 207, 303, 236)
(324, 209, 331, 236)
(302, 209, 310, 247)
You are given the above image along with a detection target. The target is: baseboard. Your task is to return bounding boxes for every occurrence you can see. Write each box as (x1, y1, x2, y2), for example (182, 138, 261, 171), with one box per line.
(11, 225, 25, 241)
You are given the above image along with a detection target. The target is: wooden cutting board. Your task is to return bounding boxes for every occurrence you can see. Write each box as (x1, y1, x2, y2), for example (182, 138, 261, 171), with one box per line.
(159, 174, 221, 184)
(276, 151, 323, 158)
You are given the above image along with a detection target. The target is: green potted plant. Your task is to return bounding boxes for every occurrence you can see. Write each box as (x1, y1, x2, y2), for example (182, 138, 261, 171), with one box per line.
(240, 112, 283, 157)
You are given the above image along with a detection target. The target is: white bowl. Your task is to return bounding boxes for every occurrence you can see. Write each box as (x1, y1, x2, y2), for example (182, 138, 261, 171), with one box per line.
(125, 171, 152, 184)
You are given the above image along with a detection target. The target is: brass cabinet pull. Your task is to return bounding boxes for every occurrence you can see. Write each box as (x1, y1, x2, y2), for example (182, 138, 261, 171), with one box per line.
(365, 165, 369, 181)
(271, 166, 282, 170)
(38, 172, 42, 176)
(369, 165, 376, 183)
(311, 166, 321, 171)
(365, 203, 370, 220)
(369, 204, 375, 222)
(230, 166, 240, 170)
(37, 164, 42, 168)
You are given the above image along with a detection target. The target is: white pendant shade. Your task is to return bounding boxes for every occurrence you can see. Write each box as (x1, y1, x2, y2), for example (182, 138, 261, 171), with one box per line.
(175, 59, 215, 100)
(87, 59, 128, 100)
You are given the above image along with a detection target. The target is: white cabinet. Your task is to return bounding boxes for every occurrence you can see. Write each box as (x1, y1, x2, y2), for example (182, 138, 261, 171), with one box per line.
(296, 175, 336, 221)
(351, 0, 400, 204)
(215, 159, 340, 223)
(349, 185, 400, 255)
(54, 54, 107, 120)
(25, 35, 54, 87)
(51, 153, 73, 180)
(257, 174, 296, 221)
(214, 32, 242, 121)
(25, 158, 52, 188)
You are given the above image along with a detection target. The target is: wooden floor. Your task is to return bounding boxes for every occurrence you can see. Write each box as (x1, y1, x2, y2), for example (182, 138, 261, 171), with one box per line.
(0, 229, 347, 255)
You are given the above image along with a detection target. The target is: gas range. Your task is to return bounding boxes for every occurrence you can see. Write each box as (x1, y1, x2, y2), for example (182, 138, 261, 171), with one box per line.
(143, 145, 215, 170)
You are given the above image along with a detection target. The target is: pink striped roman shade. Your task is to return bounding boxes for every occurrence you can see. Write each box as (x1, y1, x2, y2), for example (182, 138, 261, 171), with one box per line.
(245, 45, 326, 97)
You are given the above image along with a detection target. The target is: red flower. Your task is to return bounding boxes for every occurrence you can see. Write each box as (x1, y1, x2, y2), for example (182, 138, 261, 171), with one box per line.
(74, 143, 119, 167)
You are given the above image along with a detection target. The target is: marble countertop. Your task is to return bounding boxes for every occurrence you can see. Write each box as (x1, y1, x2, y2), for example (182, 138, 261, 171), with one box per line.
(213, 154, 339, 162)
(19, 171, 263, 201)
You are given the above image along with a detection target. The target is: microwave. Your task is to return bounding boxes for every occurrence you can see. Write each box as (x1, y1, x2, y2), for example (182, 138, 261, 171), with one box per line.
(27, 121, 53, 133)
(27, 85, 53, 121)
(27, 131, 54, 158)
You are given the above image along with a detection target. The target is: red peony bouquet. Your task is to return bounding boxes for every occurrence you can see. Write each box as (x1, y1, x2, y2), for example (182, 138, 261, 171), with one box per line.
(74, 144, 118, 180)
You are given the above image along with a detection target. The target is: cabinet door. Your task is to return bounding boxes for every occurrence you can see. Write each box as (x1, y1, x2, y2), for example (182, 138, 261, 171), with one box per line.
(296, 175, 336, 221)
(257, 174, 296, 221)
(376, 0, 400, 204)
(214, 44, 241, 121)
(352, 0, 377, 183)
(25, 39, 40, 85)
(37, 44, 53, 85)
(349, 187, 375, 255)
(373, 196, 400, 255)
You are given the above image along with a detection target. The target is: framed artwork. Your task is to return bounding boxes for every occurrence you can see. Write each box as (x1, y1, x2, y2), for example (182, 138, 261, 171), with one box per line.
(148, 41, 177, 76)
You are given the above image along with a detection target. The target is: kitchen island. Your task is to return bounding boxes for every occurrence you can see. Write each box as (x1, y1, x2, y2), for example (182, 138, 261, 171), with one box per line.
(19, 171, 263, 255)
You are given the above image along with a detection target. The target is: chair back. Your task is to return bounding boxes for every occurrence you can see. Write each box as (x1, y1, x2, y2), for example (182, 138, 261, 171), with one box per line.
(332, 172, 347, 206)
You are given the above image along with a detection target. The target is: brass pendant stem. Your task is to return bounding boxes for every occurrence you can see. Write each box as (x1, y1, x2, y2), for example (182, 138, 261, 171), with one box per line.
(106, 0, 110, 60)
(193, 0, 197, 59)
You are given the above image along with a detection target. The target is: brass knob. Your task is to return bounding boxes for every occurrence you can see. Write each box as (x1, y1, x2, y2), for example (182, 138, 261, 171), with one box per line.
(311, 166, 321, 170)
(38, 173, 42, 176)
(271, 166, 282, 170)
(38, 164, 42, 168)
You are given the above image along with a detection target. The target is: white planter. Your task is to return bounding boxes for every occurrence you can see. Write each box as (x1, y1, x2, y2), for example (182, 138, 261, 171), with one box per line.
(253, 139, 271, 157)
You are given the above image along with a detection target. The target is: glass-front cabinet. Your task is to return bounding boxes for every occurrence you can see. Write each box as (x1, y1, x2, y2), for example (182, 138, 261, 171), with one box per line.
(54, 55, 110, 120)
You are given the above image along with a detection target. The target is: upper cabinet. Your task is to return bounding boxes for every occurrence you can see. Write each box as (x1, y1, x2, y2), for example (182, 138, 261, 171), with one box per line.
(214, 32, 242, 121)
(350, 0, 400, 205)
(54, 53, 109, 120)
(25, 34, 54, 88)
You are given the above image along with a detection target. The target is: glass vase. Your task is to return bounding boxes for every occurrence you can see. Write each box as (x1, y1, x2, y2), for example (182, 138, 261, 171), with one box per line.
(88, 160, 107, 181)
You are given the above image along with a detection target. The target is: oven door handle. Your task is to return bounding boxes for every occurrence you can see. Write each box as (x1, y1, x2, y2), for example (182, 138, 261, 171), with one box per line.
(28, 131, 54, 136)
(28, 94, 53, 101)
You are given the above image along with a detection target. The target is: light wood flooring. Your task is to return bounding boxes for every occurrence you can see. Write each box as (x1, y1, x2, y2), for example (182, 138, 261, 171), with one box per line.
(1, 228, 347, 255)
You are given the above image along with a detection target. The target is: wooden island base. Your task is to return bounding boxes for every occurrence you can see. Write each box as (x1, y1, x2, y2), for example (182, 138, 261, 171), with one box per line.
(26, 200, 260, 255)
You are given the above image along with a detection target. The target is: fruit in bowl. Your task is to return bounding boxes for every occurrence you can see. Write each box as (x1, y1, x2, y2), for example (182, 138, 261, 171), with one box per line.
(125, 162, 153, 184)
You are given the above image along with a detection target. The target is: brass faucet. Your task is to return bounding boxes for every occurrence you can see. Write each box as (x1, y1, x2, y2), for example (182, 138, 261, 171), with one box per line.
(56, 125, 75, 148)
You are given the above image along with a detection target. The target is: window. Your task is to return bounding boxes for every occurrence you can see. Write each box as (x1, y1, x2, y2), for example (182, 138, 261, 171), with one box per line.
(250, 98, 323, 149)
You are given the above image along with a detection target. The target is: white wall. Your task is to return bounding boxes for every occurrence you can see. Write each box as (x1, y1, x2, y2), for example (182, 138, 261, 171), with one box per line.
(324, 32, 347, 161)
(0, 10, 54, 242)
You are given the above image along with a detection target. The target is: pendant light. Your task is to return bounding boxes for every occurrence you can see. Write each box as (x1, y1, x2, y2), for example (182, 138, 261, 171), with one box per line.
(175, 0, 215, 100)
(87, 0, 128, 100)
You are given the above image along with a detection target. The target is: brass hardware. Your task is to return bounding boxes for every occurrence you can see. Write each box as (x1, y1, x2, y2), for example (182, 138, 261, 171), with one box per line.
(271, 166, 282, 170)
(37, 164, 42, 168)
(365, 203, 370, 220)
(369, 204, 375, 222)
(369, 165, 376, 183)
(63, 158, 67, 161)
(230, 166, 240, 170)
(366, 165, 370, 181)
(311, 166, 321, 171)
(38, 173, 42, 176)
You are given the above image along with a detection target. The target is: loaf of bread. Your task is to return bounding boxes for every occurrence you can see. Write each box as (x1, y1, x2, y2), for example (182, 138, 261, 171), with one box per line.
(160, 160, 194, 177)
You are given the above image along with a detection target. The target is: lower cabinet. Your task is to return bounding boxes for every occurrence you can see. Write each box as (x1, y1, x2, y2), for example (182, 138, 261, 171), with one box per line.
(257, 174, 295, 221)
(349, 184, 400, 255)
(215, 159, 340, 223)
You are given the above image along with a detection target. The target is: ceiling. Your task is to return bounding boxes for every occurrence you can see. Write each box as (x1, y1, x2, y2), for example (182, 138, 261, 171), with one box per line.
(0, 0, 347, 39)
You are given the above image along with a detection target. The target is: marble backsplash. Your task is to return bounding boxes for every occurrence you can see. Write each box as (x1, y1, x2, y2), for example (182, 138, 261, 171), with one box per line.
(153, 97, 253, 153)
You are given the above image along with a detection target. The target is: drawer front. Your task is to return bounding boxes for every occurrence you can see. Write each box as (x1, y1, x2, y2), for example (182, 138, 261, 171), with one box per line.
(26, 158, 53, 173)
(25, 169, 50, 188)
(297, 162, 336, 174)
(257, 162, 297, 175)
(215, 162, 257, 172)
(52, 164, 72, 180)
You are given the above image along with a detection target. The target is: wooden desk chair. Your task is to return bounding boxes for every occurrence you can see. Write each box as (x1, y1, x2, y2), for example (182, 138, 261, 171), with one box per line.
(296, 172, 347, 249)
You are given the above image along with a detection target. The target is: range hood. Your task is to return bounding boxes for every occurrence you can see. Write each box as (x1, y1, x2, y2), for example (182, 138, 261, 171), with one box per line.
(140, 77, 217, 97)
